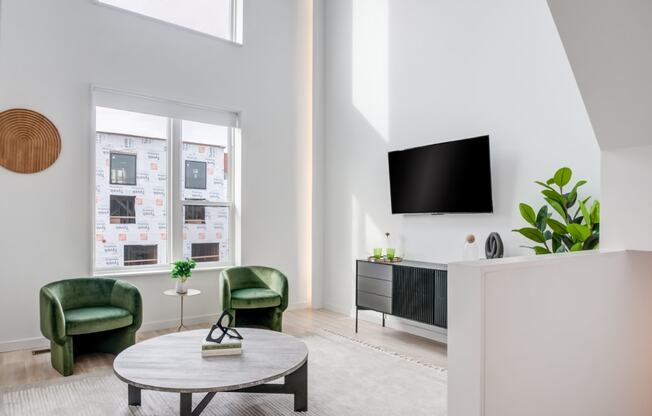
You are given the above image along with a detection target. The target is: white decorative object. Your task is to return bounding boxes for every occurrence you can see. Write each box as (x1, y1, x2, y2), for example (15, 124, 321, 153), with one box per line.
(462, 234, 479, 261)
(175, 279, 188, 294)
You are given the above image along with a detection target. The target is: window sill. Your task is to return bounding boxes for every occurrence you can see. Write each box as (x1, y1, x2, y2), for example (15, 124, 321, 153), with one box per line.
(93, 264, 233, 278)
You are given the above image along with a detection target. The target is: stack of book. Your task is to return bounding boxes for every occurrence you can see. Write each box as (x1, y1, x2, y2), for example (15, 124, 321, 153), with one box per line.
(201, 337, 242, 357)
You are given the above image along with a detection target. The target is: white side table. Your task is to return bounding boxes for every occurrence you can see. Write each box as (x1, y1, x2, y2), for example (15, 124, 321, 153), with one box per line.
(164, 289, 201, 332)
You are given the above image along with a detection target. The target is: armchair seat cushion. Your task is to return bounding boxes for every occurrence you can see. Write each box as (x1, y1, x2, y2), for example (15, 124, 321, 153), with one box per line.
(64, 306, 133, 335)
(231, 288, 282, 309)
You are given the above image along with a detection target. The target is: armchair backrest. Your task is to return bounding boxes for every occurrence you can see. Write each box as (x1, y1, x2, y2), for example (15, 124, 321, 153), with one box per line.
(221, 266, 289, 311)
(42, 278, 118, 310)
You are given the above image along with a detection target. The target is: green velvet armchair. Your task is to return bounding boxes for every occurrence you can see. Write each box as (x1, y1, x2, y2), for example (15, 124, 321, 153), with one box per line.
(39, 278, 142, 376)
(221, 266, 289, 332)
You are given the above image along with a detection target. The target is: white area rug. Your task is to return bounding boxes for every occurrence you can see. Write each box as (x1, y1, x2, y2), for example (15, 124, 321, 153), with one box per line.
(0, 330, 447, 416)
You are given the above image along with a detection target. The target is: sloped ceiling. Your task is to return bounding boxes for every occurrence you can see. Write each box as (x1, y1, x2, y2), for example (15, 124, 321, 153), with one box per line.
(547, 0, 652, 150)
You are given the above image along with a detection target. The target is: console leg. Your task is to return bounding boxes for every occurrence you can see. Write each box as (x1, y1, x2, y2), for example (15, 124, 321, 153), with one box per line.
(286, 361, 308, 412)
(180, 393, 192, 416)
(382, 313, 386, 327)
(128, 384, 141, 406)
(355, 308, 359, 333)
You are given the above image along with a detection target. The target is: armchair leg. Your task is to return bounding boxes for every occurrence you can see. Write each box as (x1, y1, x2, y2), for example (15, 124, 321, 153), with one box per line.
(50, 339, 73, 377)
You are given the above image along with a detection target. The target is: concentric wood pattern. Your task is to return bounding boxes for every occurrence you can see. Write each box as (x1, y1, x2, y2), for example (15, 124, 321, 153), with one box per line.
(0, 108, 61, 173)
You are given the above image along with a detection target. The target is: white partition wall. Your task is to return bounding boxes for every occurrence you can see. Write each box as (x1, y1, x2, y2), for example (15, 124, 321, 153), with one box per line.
(448, 251, 652, 416)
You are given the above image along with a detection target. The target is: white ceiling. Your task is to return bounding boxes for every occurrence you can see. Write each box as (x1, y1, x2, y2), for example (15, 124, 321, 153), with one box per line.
(547, 0, 652, 150)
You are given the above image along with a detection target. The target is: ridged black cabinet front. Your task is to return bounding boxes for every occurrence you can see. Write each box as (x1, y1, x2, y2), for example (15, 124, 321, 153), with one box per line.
(391, 266, 447, 328)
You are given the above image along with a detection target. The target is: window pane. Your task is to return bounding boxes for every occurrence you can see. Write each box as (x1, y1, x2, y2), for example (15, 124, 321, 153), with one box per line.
(181, 120, 229, 202)
(183, 206, 229, 263)
(95, 108, 168, 269)
(110, 153, 137, 185)
(98, 0, 240, 43)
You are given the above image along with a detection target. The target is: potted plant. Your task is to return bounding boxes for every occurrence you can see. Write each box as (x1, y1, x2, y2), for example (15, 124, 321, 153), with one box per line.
(171, 258, 197, 294)
(513, 167, 600, 255)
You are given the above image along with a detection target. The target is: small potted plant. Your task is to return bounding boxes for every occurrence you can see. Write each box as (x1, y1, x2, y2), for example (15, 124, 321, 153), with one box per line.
(171, 258, 197, 294)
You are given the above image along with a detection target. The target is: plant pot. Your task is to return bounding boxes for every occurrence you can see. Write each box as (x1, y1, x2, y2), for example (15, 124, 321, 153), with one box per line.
(175, 279, 188, 294)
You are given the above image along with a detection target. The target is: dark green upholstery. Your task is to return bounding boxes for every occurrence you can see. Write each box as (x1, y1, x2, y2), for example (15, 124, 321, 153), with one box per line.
(221, 266, 288, 332)
(39, 278, 142, 376)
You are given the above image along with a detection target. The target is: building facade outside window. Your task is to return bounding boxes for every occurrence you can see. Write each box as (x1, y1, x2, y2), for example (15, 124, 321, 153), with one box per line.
(93, 90, 239, 273)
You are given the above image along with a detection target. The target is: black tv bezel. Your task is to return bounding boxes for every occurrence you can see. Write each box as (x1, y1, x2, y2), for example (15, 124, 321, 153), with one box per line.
(388, 135, 494, 215)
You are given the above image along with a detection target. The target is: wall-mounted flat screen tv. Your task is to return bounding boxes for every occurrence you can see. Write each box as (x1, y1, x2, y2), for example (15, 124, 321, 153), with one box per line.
(388, 135, 493, 214)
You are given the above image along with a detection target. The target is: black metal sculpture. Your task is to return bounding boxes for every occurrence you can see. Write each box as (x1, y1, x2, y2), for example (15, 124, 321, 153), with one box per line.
(485, 232, 504, 259)
(206, 310, 243, 344)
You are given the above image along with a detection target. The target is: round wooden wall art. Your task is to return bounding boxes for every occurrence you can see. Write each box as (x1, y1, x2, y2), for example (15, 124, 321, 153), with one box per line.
(0, 108, 61, 173)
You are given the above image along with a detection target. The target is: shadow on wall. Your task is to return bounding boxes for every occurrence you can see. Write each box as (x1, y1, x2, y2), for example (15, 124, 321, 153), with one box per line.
(323, 0, 600, 312)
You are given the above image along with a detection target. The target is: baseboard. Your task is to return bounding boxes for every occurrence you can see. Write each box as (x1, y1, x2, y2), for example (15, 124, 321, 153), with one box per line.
(0, 336, 50, 353)
(287, 301, 311, 311)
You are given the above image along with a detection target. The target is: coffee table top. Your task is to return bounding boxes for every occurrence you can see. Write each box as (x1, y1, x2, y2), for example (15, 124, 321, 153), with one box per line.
(113, 328, 308, 394)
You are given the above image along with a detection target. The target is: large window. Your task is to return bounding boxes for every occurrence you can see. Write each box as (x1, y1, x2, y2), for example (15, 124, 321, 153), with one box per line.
(93, 90, 238, 273)
(96, 0, 243, 44)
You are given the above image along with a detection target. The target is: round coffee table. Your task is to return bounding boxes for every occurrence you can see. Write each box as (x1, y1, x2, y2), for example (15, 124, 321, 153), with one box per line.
(113, 328, 308, 415)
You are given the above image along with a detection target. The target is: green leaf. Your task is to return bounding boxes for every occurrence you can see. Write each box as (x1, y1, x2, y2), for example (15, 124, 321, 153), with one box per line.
(542, 189, 566, 206)
(570, 242, 584, 252)
(562, 235, 574, 250)
(535, 181, 556, 192)
(533, 246, 551, 255)
(567, 223, 591, 242)
(519, 203, 537, 226)
(579, 200, 591, 228)
(546, 178, 556, 185)
(545, 218, 567, 234)
(583, 234, 599, 250)
(552, 234, 562, 252)
(553, 167, 573, 188)
(570, 180, 587, 195)
(535, 206, 549, 232)
(565, 191, 577, 209)
(512, 227, 546, 243)
(590, 200, 600, 224)
(546, 198, 568, 222)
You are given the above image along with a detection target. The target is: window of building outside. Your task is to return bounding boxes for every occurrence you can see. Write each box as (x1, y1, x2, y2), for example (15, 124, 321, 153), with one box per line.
(94, 99, 237, 272)
(96, 0, 243, 44)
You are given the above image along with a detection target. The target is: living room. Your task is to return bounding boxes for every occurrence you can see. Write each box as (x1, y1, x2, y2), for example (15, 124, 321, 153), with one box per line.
(1, 1, 652, 415)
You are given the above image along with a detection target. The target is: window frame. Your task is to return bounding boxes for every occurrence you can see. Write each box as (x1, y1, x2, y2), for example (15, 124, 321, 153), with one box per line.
(92, 0, 244, 45)
(91, 87, 240, 276)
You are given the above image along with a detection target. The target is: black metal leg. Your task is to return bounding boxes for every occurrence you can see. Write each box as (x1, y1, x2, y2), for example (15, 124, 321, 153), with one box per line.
(355, 308, 359, 333)
(180, 393, 192, 416)
(286, 361, 308, 412)
(382, 313, 386, 327)
(128, 384, 141, 406)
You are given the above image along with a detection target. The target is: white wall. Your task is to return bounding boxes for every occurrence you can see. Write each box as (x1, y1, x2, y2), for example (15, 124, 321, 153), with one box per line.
(547, 1, 652, 251)
(448, 251, 652, 416)
(322, 0, 600, 318)
(601, 144, 652, 251)
(0, 0, 314, 350)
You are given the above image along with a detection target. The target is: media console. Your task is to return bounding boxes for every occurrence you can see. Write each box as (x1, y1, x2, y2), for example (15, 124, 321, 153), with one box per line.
(355, 259, 447, 332)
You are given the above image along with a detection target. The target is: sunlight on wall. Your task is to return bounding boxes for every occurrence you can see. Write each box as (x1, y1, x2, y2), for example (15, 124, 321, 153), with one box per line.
(352, 0, 389, 141)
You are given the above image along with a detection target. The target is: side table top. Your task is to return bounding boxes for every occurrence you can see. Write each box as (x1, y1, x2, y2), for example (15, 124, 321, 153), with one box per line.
(113, 328, 308, 393)
(164, 289, 201, 297)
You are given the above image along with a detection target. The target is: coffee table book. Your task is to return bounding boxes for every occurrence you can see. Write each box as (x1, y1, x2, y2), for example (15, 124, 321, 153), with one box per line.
(201, 338, 242, 357)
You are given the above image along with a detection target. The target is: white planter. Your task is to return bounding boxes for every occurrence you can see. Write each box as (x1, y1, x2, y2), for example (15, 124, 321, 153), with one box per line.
(175, 279, 188, 294)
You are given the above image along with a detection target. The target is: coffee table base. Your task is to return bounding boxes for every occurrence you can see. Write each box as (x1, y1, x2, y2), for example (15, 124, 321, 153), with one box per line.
(127, 361, 308, 416)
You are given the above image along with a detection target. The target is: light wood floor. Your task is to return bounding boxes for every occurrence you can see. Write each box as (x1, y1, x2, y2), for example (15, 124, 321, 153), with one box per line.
(0, 309, 447, 387)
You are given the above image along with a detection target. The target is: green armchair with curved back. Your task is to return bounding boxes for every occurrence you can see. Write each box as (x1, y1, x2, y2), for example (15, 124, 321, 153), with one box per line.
(221, 266, 289, 332)
(39, 278, 142, 376)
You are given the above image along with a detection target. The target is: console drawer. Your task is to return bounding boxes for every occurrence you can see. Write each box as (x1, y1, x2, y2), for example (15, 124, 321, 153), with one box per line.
(358, 276, 392, 297)
(357, 261, 392, 281)
(357, 292, 392, 314)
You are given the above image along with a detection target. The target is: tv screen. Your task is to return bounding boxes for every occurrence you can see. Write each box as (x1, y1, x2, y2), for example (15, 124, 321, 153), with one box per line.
(388, 135, 493, 214)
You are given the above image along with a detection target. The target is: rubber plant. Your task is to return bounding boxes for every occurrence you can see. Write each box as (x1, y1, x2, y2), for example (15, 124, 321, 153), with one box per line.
(513, 167, 600, 255)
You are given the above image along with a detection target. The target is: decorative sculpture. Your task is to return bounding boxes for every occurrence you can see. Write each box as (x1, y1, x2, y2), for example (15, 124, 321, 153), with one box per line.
(485, 232, 504, 259)
(0, 108, 61, 173)
(206, 310, 243, 344)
